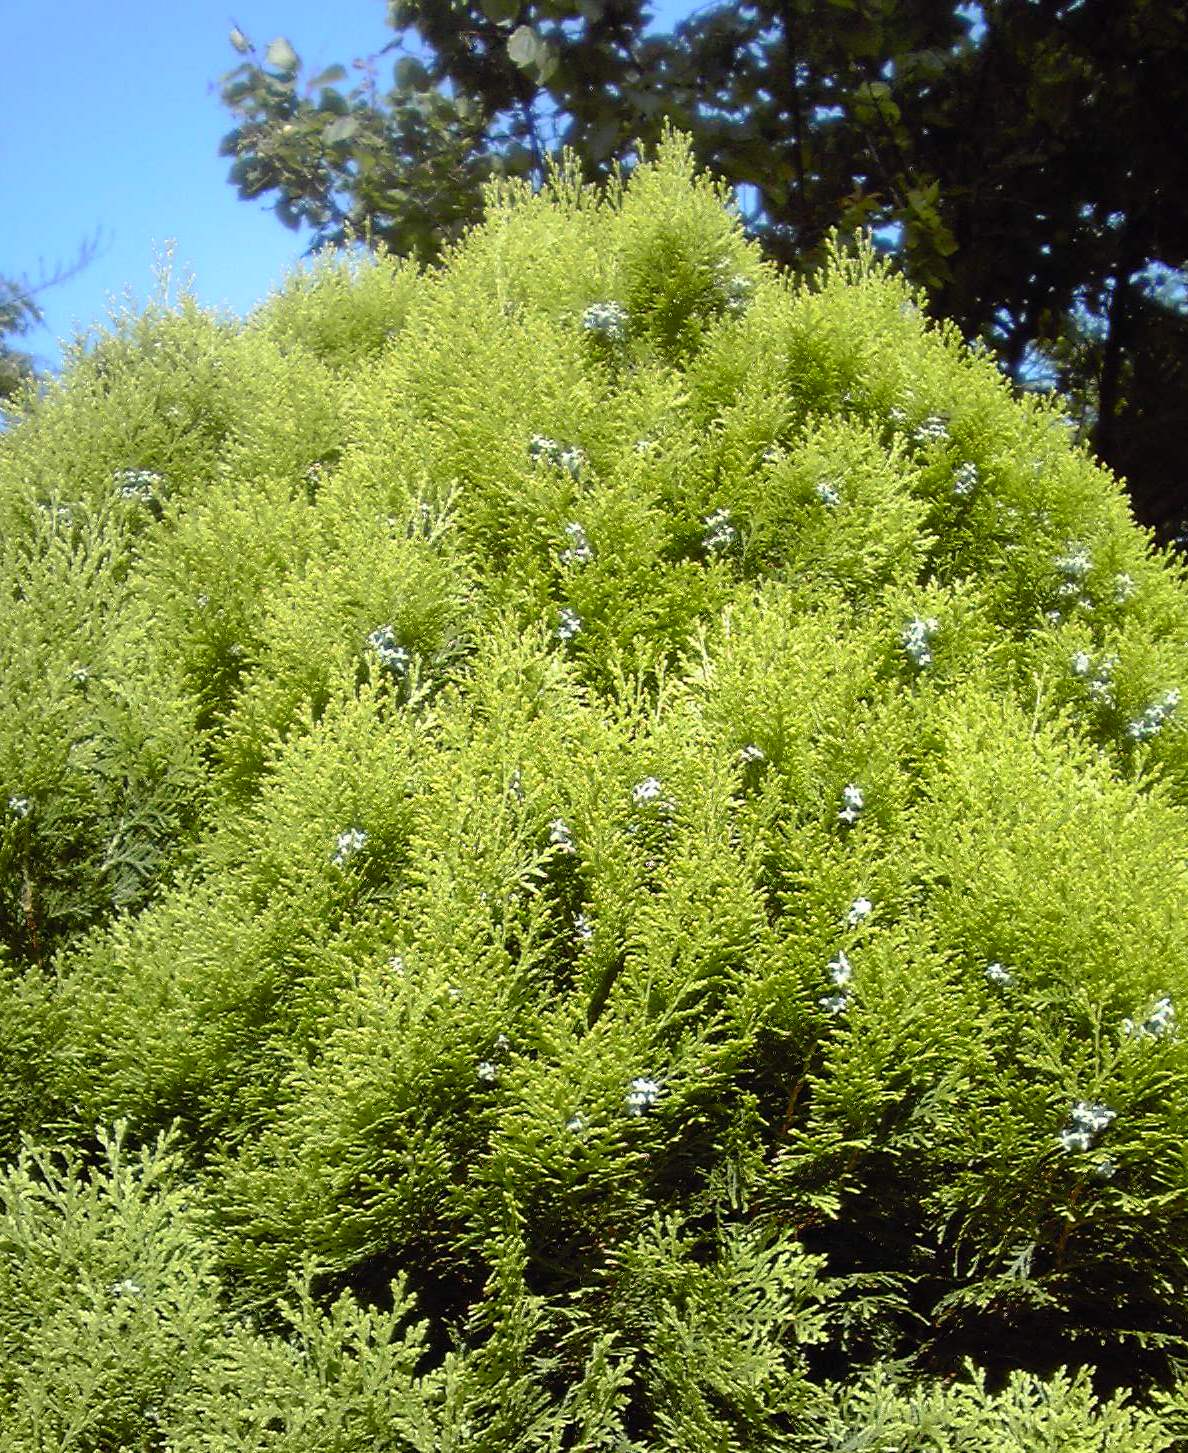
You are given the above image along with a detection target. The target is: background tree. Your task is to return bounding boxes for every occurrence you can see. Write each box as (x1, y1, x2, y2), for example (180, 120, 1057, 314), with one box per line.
(0, 282, 42, 404)
(1, 237, 105, 406)
(218, 0, 1188, 539)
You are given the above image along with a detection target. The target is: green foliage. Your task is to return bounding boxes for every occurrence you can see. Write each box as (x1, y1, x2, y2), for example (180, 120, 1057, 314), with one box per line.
(810, 1362, 1173, 1451)
(251, 242, 422, 368)
(0, 1122, 221, 1451)
(2, 129, 1188, 1446)
(170, 1269, 441, 1452)
(216, 1, 1188, 542)
(0, 951, 58, 1159)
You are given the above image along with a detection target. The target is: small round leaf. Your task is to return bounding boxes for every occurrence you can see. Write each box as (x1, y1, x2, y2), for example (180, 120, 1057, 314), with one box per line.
(507, 24, 538, 67)
(265, 36, 299, 73)
(324, 115, 360, 144)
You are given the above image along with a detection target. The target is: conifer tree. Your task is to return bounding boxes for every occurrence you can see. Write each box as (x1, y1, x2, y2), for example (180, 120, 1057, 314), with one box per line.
(1, 129, 1187, 1449)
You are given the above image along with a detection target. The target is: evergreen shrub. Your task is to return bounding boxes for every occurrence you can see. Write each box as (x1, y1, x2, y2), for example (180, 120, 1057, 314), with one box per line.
(1, 126, 1186, 1448)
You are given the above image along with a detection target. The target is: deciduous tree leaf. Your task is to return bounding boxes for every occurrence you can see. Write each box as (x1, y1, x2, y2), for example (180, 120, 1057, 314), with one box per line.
(265, 37, 299, 73)
(324, 115, 360, 144)
(534, 44, 558, 83)
(507, 24, 538, 68)
(395, 57, 431, 90)
(308, 65, 348, 90)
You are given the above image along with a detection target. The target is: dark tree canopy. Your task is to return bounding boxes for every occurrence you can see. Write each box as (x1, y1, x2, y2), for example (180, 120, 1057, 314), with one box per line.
(218, 0, 1188, 539)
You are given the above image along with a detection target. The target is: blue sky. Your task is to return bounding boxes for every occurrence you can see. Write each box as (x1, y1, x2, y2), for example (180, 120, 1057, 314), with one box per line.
(5, 0, 694, 375)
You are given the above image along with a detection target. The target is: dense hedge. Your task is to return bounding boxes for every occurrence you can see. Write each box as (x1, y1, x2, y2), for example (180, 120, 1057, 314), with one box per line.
(2, 128, 1187, 1449)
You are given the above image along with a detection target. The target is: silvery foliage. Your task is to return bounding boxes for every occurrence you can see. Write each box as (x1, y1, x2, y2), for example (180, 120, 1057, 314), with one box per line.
(1127, 689, 1181, 742)
(632, 777, 677, 817)
(368, 625, 411, 677)
(1123, 995, 1175, 1041)
(626, 1077, 661, 1116)
(828, 951, 852, 987)
(632, 776, 663, 805)
(1055, 546, 1092, 582)
(581, 301, 628, 343)
(847, 896, 872, 927)
(702, 507, 738, 553)
(902, 617, 939, 667)
(39, 500, 74, 529)
(722, 271, 754, 316)
(476, 1034, 508, 1081)
(953, 461, 979, 496)
(821, 951, 853, 1015)
(914, 415, 950, 445)
(1055, 545, 1093, 606)
(1058, 1100, 1116, 1154)
(556, 608, 582, 643)
(838, 783, 864, 825)
(529, 434, 585, 480)
(114, 467, 163, 503)
(332, 827, 367, 867)
(1113, 572, 1135, 603)
(1070, 650, 1118, 707)
(559, 521, 594, 567)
